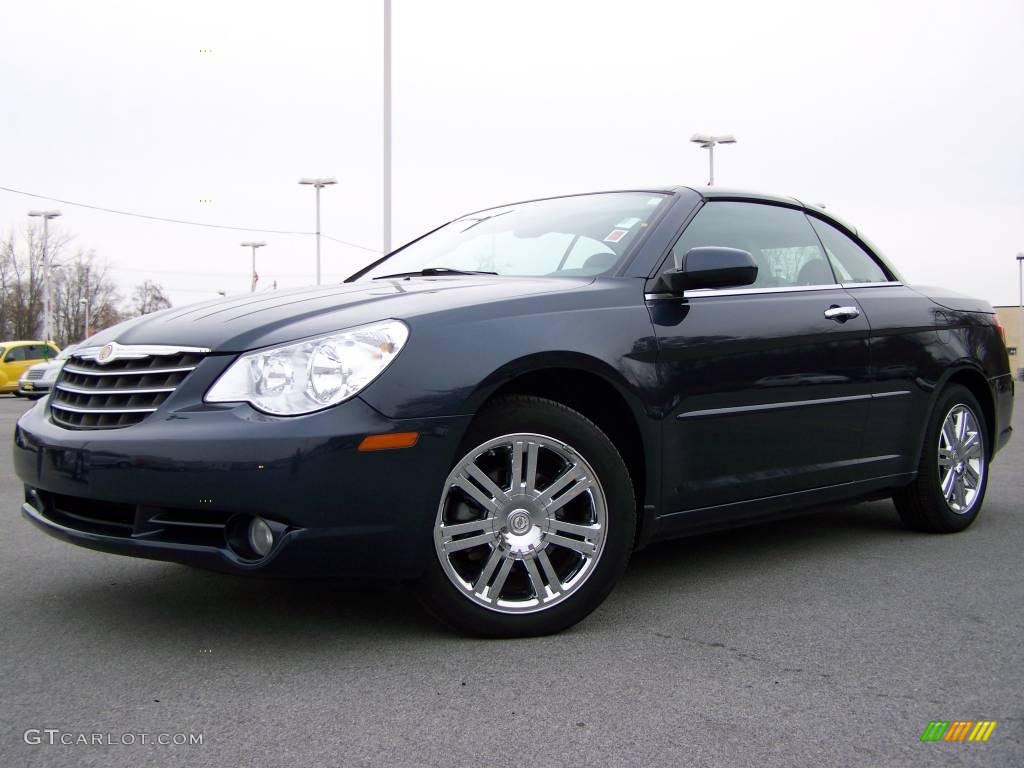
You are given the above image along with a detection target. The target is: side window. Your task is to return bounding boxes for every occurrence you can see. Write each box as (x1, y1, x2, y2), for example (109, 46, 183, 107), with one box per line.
(4, 346, 28, 362)
(671, 202, 835, 289)
(24, 344, 45, 360)
(808, 216, 890, 284)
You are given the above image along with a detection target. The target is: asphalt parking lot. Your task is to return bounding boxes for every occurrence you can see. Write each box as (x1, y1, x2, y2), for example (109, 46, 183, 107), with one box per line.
(1, 396, 1020, 768)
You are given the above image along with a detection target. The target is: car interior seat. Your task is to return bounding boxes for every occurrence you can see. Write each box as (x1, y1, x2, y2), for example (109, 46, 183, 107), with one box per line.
(796, 258, 835, 286)
(581, 251, 618, 273)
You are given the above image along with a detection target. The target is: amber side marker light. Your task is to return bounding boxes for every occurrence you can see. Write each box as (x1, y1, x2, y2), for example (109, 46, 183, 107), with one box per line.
(358, 432, 420, 451)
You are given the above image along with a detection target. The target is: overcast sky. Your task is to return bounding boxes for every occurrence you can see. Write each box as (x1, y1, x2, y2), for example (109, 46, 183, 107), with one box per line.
(1, 0, 1022, 307)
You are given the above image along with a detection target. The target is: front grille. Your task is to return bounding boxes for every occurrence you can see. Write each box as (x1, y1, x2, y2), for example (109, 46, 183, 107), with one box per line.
(26, 369, 45, 380)
(50, 345, 209, 430)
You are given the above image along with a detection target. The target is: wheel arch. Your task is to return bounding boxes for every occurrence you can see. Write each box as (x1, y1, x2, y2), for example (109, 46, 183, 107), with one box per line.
(928, 363, 996, 457)
(464, 353, 658, 548)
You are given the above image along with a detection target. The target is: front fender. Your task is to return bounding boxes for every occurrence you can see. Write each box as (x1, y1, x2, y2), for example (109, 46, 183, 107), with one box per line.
(358, 278, 660, 421)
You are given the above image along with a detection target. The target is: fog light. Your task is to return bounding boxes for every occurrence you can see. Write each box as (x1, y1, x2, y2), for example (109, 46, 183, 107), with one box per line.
(247, 516, 274, 557)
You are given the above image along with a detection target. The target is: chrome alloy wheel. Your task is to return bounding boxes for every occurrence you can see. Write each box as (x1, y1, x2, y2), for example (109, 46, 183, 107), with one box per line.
(937, 404, 985, 514)
(434, 433, 608, 614)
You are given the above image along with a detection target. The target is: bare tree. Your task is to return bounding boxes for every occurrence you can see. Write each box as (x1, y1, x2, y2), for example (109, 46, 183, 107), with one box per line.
(130, 279, 172, 316)
(0, 222, 74, 340)
(2, 224, 173, 343)
(52, 253, 123, 343)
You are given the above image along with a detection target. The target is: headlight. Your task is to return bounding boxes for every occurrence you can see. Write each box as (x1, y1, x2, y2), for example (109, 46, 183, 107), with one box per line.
(205, 320, 409, 416)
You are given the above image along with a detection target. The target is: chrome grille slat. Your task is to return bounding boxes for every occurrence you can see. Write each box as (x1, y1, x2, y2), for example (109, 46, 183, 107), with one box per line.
(51, 403, 160, 414)
(50, 345, 208, 430)
(62, 363, 198, 376)
(56, 383, 177, 396)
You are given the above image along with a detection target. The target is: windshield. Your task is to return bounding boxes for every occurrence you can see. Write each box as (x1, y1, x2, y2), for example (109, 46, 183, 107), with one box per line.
(357, 192, 669, 281)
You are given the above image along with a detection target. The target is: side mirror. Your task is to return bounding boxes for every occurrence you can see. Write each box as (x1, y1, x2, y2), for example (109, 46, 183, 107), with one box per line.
(662, 247, 758, 294)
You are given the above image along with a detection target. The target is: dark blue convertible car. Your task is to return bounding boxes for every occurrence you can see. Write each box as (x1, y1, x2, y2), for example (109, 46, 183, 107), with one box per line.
(14, 186, 1014, 636)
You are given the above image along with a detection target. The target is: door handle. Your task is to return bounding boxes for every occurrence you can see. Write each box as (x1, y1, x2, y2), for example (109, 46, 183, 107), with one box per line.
(824, 305, 860, 322)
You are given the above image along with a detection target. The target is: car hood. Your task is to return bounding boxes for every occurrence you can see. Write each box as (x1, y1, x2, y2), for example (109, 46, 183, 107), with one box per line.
(86, 276, 591, 352)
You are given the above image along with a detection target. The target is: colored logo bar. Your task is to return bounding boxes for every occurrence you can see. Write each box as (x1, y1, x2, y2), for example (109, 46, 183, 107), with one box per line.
(921, 721, 997, 742)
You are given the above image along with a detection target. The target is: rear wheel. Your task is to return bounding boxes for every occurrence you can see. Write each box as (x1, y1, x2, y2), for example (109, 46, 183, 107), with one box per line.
(419, 396, 635, 637)
(893, 384, 989, 533)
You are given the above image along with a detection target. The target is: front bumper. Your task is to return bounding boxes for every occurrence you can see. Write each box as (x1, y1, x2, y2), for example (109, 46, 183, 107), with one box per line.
(14, 397, 470, 578)
(18, 381, 51, 396)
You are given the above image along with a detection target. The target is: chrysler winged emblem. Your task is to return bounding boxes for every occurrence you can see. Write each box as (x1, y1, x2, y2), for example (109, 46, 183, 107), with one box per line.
(96, 343, 117, 364)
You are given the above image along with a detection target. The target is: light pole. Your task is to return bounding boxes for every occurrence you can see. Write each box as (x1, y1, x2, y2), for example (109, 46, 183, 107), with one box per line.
(1017, 253, 1023, 381)
(298, 177, 337, 285)
(79, 297, 90, 339)
(27, 210, 61, 342)
(240, 241, 266, 292)
(383, 0, 392, 255)
(690, 134, 737, 186)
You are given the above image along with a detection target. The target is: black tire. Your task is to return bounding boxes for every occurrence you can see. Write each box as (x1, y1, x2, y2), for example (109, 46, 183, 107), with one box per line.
(893, 384, 989, 533)
(419, 395, 636, 637)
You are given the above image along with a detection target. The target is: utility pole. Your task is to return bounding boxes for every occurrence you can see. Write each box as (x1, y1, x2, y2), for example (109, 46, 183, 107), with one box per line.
(383, 0, 392, 255)
(79, 297, 90, 339)
(690, 134, 737, 186)
(241, 241, 266, 292)
(27, 210, 61, 342)
(79, 252, 90, 339)
(298, 178, 337, 285)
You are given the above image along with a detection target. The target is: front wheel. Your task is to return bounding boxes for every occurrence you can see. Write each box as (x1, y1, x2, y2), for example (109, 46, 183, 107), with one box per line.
(419, 396, 636, 637)
(893, 384, 989, 533)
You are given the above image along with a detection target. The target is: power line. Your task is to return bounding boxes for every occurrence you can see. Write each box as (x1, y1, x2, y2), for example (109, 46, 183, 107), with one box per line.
(321, 231, 382, 252)
(107, 265, 348, 279)
(0, 184, 381, 253)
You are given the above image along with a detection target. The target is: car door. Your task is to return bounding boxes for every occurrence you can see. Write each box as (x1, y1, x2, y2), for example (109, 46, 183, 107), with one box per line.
(648, 200, 874, 514)
(806, 213, 940, 478)
(2, 345, 31, 388)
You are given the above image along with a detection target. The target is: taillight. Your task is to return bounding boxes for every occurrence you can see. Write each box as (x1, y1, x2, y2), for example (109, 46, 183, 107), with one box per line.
(994, 315, 1006, 344)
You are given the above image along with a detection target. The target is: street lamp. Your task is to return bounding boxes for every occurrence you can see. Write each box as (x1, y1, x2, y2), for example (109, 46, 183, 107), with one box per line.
(240, 241, 266, 292)
(690, 134, 737, 186)
(298, 177, 337, 285)
(79, 297, 90, 339)
(27, 209, 61, 342)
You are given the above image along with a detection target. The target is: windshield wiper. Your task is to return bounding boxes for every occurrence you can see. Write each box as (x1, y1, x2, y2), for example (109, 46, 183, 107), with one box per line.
(372, 267, 498, 280)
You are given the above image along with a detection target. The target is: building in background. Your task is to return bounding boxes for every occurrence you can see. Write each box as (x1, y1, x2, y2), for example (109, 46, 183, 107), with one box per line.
(994, 306, 1022, 380)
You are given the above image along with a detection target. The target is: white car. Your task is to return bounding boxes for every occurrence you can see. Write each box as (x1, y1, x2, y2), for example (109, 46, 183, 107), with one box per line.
(17, 344, 79, 399)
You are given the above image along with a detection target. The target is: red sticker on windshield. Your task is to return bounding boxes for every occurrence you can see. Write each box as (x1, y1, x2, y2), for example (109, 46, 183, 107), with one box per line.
(603, 229, 628, 243)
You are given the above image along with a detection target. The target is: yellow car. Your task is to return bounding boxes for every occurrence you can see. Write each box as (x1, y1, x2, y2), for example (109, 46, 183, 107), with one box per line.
(0, 341, 60, 395)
